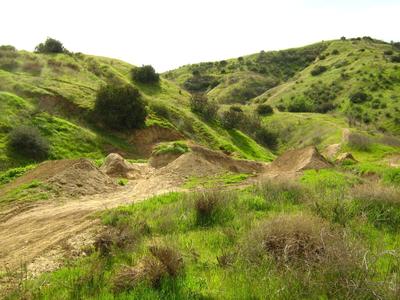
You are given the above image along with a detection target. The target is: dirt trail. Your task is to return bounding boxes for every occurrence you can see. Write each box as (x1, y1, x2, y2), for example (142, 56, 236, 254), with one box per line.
(323, 128, 350, 159)
(0, 176, 181, 274)
(0, 144, 331, 290)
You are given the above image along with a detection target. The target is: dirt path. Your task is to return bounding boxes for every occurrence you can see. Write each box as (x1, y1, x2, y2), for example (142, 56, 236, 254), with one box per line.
(323, 128, 350, 159)
(0, 175, 182, 276)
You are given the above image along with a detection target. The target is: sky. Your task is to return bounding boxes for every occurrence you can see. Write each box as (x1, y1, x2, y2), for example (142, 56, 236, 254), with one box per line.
(1, 0, 399, 72)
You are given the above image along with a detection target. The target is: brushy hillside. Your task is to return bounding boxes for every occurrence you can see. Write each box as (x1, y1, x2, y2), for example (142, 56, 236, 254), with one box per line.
(0, 45, 274, 171)
(166, 37, 400, 136)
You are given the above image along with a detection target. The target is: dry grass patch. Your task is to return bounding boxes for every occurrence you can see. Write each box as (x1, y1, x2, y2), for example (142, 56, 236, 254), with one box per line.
(112, 242, 184, 292)
(351, 183, 400, 204)
(244, 213, 352, 267)
(192, 189, 234, 226)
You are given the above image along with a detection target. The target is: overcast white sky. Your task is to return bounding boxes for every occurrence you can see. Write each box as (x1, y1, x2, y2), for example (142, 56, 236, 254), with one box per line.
(1, 0, 399, 72)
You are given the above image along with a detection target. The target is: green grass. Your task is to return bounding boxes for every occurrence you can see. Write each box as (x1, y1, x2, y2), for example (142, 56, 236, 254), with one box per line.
(152, 141, 189, 156)
(9, 174, 400, 299)
(183, 172, 251, 189)
(0, 164, 37, 185)
(0, 180, 52, 206)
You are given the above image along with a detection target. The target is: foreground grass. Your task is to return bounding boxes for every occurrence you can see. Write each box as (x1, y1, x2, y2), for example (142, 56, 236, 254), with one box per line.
(6, 170, 400, 299)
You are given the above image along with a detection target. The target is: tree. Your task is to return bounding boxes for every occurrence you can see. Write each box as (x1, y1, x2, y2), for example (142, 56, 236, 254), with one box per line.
(131, 65, 160, 84)
(220, 106, 243, 129)
(35, 37, 66, 54)
(94, 84, 147, 130)
(190, 93, 218, 121)
(8, 126, 49, 160)
(256, 104, 273, 116)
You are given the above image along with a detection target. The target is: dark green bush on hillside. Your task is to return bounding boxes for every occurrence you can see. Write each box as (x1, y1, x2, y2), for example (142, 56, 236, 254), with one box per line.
(35, 37, 66, 54)
(94, 84, 147, 130)
(311, 65, 328, 76)
(8, 126, 49, 160)
(220, 106, 243, 129)
(190, 94, 218, 121)
(349, 92, 370, 104)
(391, 55, 400, 63)
(256, 104, 273, 115)
(183, 75, 219, 93)
(131, 65, 160, 84)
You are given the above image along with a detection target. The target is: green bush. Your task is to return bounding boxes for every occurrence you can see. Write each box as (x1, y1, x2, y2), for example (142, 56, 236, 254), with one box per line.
(391, 55, 400, 63)
(220, 106, 243, 129)
(190, 94, 218, 121)
(347, 133, 372, 151)
(183, 75, 219, 92)
(131, 65, 159, 84)
(94, 84, 147, 130)
(310, 65, 327, 76)
(8, 126, 49, 160)
(349, 91, 370, 104)
(287, 98, 313, 112)
(35, 37, 66, 54)
(256, 104, 273, 115)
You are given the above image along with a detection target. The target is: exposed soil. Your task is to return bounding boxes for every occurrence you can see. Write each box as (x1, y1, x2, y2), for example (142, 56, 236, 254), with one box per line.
(267, 146, 331, 172)
(128, 125, 184, 156)
(0, 144, 330, 294)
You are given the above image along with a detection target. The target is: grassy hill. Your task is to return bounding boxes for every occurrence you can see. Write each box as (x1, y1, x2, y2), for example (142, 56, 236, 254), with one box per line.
(1, 38, 400, 299)
(0, 45, 274, 172)
(166, 37, 400, 137)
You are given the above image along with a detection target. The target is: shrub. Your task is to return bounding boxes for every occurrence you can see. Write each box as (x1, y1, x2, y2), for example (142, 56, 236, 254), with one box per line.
(331, 49, 339, 55)
(8, 126, 49, 160)
(391, 55, 400, 63)
(94, 84, 147, 130)
(190, 93, 218, 121)
(351, 183, 400, 230)
(148, 243, 184, 277)
(183, 75, 219, 92)
(310, 65, 327, 76)
(0, 57, 18, 71)
(35, 37, 66, 54)
(94, 231, 114, 257)
(220, 106, 243, 129)
(255, 127, 278, 148)
(347, 133, 372, 151)
(150, 102, 169, 118)
(349, 91, 370, 104)
(287, 98, 313, 112)
(131, 65, 160, 84)
(244, 213, 348, 266)
(256, 104, 273, 115)
(384, 50, 393, 56)
(21, 61, 43, 75)
(193, 189, 232, 226)
(113, 243, 184, 292)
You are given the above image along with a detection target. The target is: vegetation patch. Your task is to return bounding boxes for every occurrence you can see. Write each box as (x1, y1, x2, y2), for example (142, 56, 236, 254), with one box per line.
(152, 141, 189, 156)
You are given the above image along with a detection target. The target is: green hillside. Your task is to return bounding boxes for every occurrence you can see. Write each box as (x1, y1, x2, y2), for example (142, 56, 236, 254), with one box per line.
(0, 45, 274, 171)
(166, 37, 400, 137)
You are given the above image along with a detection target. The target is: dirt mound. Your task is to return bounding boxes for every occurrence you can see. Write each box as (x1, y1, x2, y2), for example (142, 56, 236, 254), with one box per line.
(149, 153, 183, 169)
(0, 160, 78, 198)
(101, 153, 152, 179)
(48, 159, 117, 197)
(268, 146, 331, 172)
(336, 152, 357, 164)
(189, 145, 266, 173)
(154, 145, 266, 180)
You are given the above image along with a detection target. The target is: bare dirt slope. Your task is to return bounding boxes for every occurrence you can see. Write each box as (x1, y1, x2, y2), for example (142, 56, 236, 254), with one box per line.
(0, 171, 184, 273)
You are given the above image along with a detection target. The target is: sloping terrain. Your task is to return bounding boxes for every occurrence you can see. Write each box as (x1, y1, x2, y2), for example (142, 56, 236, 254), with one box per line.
(0, 37, 399, 299)
(0, 45, 274, 173)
